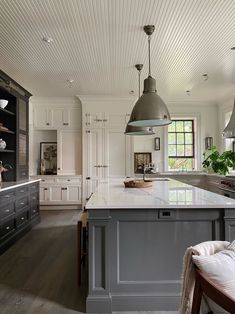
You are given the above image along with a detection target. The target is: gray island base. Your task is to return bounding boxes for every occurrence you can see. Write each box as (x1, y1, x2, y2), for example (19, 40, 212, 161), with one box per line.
(85, 179, 235, 313)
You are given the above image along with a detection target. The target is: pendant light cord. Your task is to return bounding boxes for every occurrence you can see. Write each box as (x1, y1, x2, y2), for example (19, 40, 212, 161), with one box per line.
(148, 35, 151, 76)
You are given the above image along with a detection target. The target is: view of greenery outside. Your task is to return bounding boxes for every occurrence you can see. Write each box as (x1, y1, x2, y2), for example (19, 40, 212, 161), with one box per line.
(168, 120, 194, 171)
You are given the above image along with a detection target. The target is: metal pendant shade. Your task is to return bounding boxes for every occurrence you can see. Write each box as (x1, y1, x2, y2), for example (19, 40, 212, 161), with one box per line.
(125, 63, 155, 135)
(128, 25, 171, 127)
(223, 99, 235, 138)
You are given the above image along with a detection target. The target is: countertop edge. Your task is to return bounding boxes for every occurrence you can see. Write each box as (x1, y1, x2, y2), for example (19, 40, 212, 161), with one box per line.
(0, 179, 41, 192)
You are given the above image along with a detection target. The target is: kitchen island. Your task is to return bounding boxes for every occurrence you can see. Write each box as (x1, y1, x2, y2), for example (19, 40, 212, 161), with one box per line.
(85, 178, 235, 313)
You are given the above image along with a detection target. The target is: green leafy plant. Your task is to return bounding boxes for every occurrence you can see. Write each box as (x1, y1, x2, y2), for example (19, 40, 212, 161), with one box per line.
(202, 146, 235, 175)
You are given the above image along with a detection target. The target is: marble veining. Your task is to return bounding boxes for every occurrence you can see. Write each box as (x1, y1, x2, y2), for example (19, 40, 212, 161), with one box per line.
(0, 179, 41, 192)
(86, 178, 235, 209)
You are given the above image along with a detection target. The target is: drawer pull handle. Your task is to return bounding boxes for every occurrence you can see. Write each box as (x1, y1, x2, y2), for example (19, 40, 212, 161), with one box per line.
(5, 209, 10, 212)
(4, 195, 10, 198)
(21, 217, 25, 220)
(20, 190, 24, 193)
(33, 210, 36, 213)
(32, 197, 36, 200)
(46, 123, 50, 126)
(20, 202, 25, 205)
(6, 226, 10, 230)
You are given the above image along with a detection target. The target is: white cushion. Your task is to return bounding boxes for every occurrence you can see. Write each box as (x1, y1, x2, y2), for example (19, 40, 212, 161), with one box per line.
(192, 240, 235, 314)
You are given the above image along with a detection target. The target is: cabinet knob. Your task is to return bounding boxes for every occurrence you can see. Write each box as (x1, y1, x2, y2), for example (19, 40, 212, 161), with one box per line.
(57, 167, 60, 170)
(46, 123, 50, 126)
(6, 226, 10, 230)
(44, 188, 48, 191)
(21, 217, 25, 220)
(5, 209, 10, 212)
(86, 177, 91, 180)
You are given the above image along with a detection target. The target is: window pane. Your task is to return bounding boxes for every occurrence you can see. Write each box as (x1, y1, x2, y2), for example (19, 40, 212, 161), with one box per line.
(168, 133, 176, 144)
(168, 158, 193, 171)
(176, 121, 184, 132)
(168, 121, 175, 132)
(177, 133, 184, 144)
(185, 145, 193, 156)
(185, 133, 192, 144)
(168, 145, 176, 156)
(184, 121, 192, 132)
(177, 145, 184, 156)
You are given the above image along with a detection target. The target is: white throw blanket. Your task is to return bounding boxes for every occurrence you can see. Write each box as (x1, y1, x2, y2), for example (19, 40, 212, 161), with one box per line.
(179, 240, 230, 314)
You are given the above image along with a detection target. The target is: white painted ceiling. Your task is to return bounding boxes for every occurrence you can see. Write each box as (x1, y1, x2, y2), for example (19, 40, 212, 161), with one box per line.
(0, 0, 234, 103)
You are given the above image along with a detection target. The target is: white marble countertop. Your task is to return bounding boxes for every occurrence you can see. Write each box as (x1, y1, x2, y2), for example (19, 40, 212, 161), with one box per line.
(86, 178, 235, 209)
(0, 179, 40, 192)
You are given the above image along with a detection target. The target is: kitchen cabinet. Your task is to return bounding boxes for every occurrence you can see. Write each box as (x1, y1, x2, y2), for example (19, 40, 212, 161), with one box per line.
(57, 130, 81, 175)
(32, 175, 82, 208)
(0, 181, 40, 253)
(34, 106, 80, 129)
(85, 112, 129, 129)
(0, 70, 31, 182)
(83, 127, 131, 202)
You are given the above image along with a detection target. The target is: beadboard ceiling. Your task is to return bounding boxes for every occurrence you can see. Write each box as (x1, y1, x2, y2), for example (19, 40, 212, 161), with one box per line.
(0, 0, 234, 103)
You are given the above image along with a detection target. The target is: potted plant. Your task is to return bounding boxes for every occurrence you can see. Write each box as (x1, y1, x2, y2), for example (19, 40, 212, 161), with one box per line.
(202, 146, 235, 175)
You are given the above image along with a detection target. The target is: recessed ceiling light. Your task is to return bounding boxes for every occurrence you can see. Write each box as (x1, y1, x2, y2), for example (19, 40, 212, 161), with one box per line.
(66, 79, 74, 83)
(42, 36, 53, 43)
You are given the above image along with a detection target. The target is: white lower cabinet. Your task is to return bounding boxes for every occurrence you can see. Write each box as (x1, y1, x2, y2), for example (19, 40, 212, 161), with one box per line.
(32, 175, 82, 208)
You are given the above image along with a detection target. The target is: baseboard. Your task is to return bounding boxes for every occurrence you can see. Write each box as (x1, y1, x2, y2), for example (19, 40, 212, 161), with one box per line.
(40, 205, 82, 210)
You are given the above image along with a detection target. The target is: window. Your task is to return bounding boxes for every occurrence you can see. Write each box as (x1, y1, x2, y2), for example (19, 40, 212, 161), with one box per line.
(168, 120, 195, 171)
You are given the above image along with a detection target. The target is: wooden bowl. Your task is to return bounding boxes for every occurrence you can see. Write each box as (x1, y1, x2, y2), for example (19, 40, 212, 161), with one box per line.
(124, 180, 152, 188)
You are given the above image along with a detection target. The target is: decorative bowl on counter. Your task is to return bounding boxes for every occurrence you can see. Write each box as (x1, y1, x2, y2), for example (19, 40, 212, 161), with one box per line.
(0, 99, 8, 109)
(124, 180, 152, 188)
(0, 139, 6, 150)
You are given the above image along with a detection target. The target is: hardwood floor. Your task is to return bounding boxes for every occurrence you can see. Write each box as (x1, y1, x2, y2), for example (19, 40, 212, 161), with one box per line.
(0, 210, 178, 314)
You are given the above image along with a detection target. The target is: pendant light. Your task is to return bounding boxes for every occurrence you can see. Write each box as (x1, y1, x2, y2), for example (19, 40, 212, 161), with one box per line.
(128, 25, 171, 127)
(223, 99, 235, 138)
(125, 64, 155, 135)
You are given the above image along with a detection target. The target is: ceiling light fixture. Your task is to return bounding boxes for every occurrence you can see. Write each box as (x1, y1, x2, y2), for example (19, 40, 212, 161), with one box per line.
(128, 25, 171, 127)
(125, 64, 155, 135)
(42, 36, 53, 43)
(66, 79, 74, 88)
(223, 98, 235, 138)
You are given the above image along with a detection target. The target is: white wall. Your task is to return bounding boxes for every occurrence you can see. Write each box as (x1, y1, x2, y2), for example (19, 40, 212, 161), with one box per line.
(134, 101, 219, 171)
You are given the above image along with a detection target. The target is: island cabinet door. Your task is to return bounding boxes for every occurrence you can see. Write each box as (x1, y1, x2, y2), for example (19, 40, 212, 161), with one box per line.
(107, 209, 223, 310)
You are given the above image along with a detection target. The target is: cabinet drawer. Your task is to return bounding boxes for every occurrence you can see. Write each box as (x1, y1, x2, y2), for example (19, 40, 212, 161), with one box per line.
(0, 219, 15, 239)
(29, 182, 39, 192)
(56, 177, 81, 183)
(15, 196, 29, 211)
(16, 185, 29, 197)
(30, 192, 39, 202)
(16, 211, 28, 228)
(0, 190, 15, 203)
(0, 202, 15, 219)
(30, 204, 39, 218)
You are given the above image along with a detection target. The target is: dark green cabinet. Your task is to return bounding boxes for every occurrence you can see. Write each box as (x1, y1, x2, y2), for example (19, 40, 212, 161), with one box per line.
(0, 70, 31, 181)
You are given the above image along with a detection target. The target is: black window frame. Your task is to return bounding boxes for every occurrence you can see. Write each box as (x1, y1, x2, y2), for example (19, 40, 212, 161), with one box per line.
(168, 119, 195, 158)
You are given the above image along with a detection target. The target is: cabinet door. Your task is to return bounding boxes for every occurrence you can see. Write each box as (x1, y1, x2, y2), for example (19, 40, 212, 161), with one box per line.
(50, 186, 64, 202)
(68, 108, 81, 129)
(84, 129, 102, 178)
(34, 107, 52, 128)
(39, 186, 50, 202)
(104, 113, 129, 129)
(67, 185, 81, 203)
(18, 98, 28, 132)
(84, 113, 104, 128)
(57, 130, 82, 175)
(104, 129, 131, 178)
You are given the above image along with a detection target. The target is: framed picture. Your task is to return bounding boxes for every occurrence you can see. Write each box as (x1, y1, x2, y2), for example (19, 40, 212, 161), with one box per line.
(134, 152, 152, 173)
(40, 142, 57, 175)
(154, 137, 160, 150)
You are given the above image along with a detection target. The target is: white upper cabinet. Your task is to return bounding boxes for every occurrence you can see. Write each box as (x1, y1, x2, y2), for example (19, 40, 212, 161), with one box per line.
(85, 112, 129, 129)
(34, 106, 80, 129)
